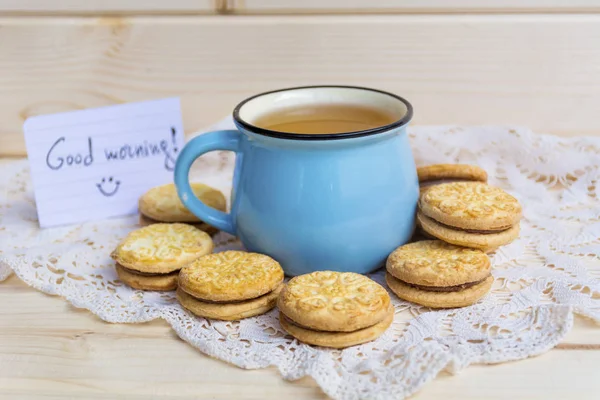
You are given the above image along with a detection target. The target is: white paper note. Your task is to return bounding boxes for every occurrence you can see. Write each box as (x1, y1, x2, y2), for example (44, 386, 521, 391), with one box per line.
(23, 98, 185, 228)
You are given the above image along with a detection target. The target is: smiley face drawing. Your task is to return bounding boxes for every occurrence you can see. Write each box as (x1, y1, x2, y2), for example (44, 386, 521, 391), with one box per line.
(96, 176, 121, 197)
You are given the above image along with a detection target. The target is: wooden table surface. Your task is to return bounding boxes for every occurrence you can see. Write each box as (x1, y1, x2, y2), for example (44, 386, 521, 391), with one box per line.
(1, 271, 600, 399)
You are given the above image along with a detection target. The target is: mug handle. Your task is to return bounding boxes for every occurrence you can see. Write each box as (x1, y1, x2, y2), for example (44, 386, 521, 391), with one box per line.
(174, 130, 241, 235)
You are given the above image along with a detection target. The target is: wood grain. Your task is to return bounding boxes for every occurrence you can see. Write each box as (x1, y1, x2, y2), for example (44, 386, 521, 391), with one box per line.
(2, 14, 600, 156)
(4, 0, 600, 16)
(232, 0, 600, 14)
(1, 274, 600, 399)
(0, 0, 216, 15)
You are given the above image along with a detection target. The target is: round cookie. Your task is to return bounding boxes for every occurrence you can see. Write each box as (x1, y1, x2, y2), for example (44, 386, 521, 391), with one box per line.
(417, 211, 520, 253)
(178, 251, 284, 302)
(176, 284, 283, 321)
(386, 240, 490, 287)
(279, 305, 394, 348)
(419, 182, 522, 231)
(417, 164, 487, 184)
(139, 183, 226, 223)
(138, 214, 219, 237)
(386, 273, 493, 308)
(278, 271, 391, 333)
(111, 223, 213, 274)
(115, 264, 178, 291)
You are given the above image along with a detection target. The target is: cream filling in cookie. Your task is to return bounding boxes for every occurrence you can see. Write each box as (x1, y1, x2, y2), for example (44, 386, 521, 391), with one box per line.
(279, 308, 394, 349)
(432, 219, 514, 233)
(280, 310, 386, 334)
(118, 264, 179, 277)
(179, 287, 276, 304)
(177, 285, 283, 321)
(401, 275, 490, 292)
(280, 314, 333, 332)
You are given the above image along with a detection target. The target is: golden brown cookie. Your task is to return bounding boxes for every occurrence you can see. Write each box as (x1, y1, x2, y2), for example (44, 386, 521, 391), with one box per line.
(138, 214, 219, 237)
(417, 164, 487, 184)
(277, 271, 391, 332)
(115, 264, 178, 291)
(386, 240, 490, 287)
(279, 305, 394, 348)
(417, 211, 520, 253)
(419, 182, 522, 231)
(176, 284, 283, 321)
(386, 273, 493, 308)
(139, 183, 226, 223)
(111, 223, 213, 274)
(178, 251, 284, 302)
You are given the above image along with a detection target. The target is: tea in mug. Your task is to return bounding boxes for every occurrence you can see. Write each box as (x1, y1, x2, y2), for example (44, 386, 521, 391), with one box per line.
(253, 104, 396, 134)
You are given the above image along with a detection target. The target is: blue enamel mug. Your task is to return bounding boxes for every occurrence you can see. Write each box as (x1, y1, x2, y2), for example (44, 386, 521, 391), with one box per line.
(174, 86, 418, 276)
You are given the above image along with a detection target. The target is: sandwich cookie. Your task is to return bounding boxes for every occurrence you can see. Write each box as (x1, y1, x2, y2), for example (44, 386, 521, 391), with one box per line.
(417, 211, 520, 253)
(278, 271, 393, 348)
(418, 181, 522, 252)
(111, 223, 213, 291)
(138, 183, 226, 235)
(418, 164, 487, 194)
(177, 251, 284, 321)
(386, 240, 493, 308)
(115, 265, 179, 292)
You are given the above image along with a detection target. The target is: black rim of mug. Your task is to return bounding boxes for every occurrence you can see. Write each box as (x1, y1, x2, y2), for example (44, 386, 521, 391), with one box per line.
(232, 85, 413, 141)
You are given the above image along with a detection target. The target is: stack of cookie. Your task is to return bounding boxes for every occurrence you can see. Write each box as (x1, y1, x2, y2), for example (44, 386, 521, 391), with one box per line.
(386, 240, 493, 308)
(111, 223, 213, 291)
(177, 251, 284, 320)
(278, 271, 393, 348)
(138, 183, 226, 236)
(417, 180, 522, 253)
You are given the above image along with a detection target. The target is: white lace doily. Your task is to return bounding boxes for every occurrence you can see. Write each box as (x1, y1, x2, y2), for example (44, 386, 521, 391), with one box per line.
(2, 121, 600, 400)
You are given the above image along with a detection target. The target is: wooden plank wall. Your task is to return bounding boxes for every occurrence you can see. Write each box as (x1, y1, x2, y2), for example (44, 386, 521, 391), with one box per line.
(1, 1, 599, 156)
